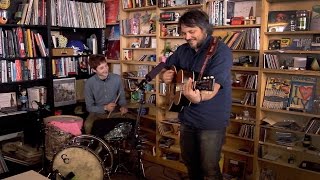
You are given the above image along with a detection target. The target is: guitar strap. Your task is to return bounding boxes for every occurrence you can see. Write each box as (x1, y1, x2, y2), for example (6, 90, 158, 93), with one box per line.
(197, 36, 219, 81)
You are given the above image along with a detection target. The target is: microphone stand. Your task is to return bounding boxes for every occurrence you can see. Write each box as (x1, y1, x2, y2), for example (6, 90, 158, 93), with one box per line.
(33, 101, 50, 176)
(133, 85, 146, 179)
(131, 62, 167, 179)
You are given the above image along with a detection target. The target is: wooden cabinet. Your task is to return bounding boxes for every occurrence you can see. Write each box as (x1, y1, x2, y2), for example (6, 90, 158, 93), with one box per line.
(118, 4, 159, 163)
(119, 0, 320, 178)
(118, 1, 206, 172)
(256, 0, 320, 179)
(211, 0, 262, 178)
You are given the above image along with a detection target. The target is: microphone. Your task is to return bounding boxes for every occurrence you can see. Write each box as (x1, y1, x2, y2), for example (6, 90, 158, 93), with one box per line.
(135, 62, 167, 91)
(145, 62, 167, 81)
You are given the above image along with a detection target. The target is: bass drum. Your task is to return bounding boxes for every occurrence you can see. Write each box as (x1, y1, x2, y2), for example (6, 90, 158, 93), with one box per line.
(52, 135, 113, 180)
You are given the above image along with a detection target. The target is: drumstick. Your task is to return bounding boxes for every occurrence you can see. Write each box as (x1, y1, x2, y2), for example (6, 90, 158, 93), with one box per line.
(107, 93, 121, 118)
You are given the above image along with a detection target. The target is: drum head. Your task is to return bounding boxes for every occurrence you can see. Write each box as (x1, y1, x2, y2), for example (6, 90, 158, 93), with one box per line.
(52, 146, 104, 180)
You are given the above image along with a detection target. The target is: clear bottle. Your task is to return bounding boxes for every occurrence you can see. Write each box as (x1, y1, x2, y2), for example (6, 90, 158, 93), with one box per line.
(296, 10, 308, 31)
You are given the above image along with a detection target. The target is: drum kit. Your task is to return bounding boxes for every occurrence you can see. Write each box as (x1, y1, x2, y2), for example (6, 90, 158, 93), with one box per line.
(42, 115, 138, 180)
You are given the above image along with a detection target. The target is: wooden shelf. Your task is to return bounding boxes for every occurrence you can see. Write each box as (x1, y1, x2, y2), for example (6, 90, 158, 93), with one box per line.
(232, 103, 257, 109)
(232, 87, 257, 91)
(120, 60, 158, 66)
(230, 119, 256, 125)
(231, 66, 260, 71)
(122, 34, 156, 37)
(260, 125, 320, 137)
(159, 4, 203, 10)
(222, 146, 254, 158)
(232, 50, 260, 53)
(261, 69, 320, 77)
(258, 158, 320, 175)
(260, 141, 305, 153)
(159, 144, 181, 153)
(214, 24, 261, 29)
(226, 133, 255, 142)
(122, 6, 157, 12)
(119, 1, 320, 178)
(266, 0, 317, 3)
(123, 48, 156, 50)
(106, 22, 119, 26)
(265, 31, 320, 35)
(159, 36, 184, 39)
(263, 50, 320, 54)
(260, 107, 320, 118)
(159, 21, 178, 24)
(106, 60, 120, 63)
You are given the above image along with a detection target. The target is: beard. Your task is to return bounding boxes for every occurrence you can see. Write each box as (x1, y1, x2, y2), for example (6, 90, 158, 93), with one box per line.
(187, 37, 205, 50)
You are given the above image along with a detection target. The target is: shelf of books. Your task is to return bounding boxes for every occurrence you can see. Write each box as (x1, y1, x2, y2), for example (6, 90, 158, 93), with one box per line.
(210, 0, 262, 179)
(119, 0, 159, 161)
(257, 0, 320, 179)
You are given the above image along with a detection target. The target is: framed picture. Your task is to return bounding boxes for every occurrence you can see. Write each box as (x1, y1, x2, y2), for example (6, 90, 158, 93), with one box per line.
(53, 77, 76, 107)
(140, 36, 151, 48)
(288, 76, 316, 112)
(268, 11, 296, 32)
(0, 92, 17, 110)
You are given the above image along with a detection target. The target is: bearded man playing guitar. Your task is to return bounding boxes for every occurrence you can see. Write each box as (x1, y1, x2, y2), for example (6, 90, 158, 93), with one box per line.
(161, 9, 232, 180)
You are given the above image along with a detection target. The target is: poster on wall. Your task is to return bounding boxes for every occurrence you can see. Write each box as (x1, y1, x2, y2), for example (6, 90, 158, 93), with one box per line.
(53, 77, 76, 107)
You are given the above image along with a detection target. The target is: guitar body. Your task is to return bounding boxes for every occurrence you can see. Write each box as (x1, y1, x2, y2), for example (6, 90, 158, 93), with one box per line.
(167, 66, 194, 112)
(167, 66, 215, 112)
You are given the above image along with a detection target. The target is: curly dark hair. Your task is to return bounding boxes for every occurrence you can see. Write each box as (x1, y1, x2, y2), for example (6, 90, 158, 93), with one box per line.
(178, 9, 213, 35)
(88, 54, 109, 70)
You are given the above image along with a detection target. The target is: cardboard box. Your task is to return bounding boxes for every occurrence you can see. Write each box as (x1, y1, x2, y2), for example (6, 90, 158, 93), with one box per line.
(52, 48, 74, 56)
(4, 170, 49, 180)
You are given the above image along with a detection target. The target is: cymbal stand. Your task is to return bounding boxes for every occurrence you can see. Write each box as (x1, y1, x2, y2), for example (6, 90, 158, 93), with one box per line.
(113, 138, 131, 174)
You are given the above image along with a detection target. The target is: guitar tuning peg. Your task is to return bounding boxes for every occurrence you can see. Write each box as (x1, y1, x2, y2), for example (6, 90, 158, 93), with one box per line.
(210, 76, 214, 79)
(203, 77, 207, 80)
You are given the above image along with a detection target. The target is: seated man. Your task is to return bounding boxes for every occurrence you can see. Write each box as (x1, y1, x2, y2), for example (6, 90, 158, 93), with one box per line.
(84, 54, 128, 134)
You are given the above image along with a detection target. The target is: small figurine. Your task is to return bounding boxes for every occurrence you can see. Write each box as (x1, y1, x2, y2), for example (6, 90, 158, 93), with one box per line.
(149, 20, 156, 34)
(19, 88, 28, 110)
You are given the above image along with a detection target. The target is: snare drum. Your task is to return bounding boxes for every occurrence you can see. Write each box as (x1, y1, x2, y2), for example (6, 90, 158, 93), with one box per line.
(44, 115, 83, 160)
(52, 135, 113, 180)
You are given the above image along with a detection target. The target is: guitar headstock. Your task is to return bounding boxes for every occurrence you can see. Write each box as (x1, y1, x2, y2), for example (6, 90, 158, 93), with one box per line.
(195, 76, 215, 91)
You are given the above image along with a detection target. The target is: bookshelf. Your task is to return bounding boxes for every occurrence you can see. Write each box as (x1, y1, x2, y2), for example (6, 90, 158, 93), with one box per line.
(211, 0, 262, 179)
(257, 0, 320, 179)
(118, 0, 207, 172)
(119, 2, 159, 167)
(119, 0, 320, 178)
(0, 0, 106, 177)
(0, 0, 52, 139)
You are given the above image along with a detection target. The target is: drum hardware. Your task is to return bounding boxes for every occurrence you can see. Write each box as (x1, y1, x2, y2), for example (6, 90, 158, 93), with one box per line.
(111, 139, 131, 175)
(104, 122, 133, 175)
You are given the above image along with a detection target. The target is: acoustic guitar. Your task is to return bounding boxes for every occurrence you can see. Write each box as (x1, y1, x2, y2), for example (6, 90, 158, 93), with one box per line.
(167, 66, 215, 112)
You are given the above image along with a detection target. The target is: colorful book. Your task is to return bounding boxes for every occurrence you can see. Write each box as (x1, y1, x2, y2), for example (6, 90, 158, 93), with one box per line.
(262, 77, 291, 110)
